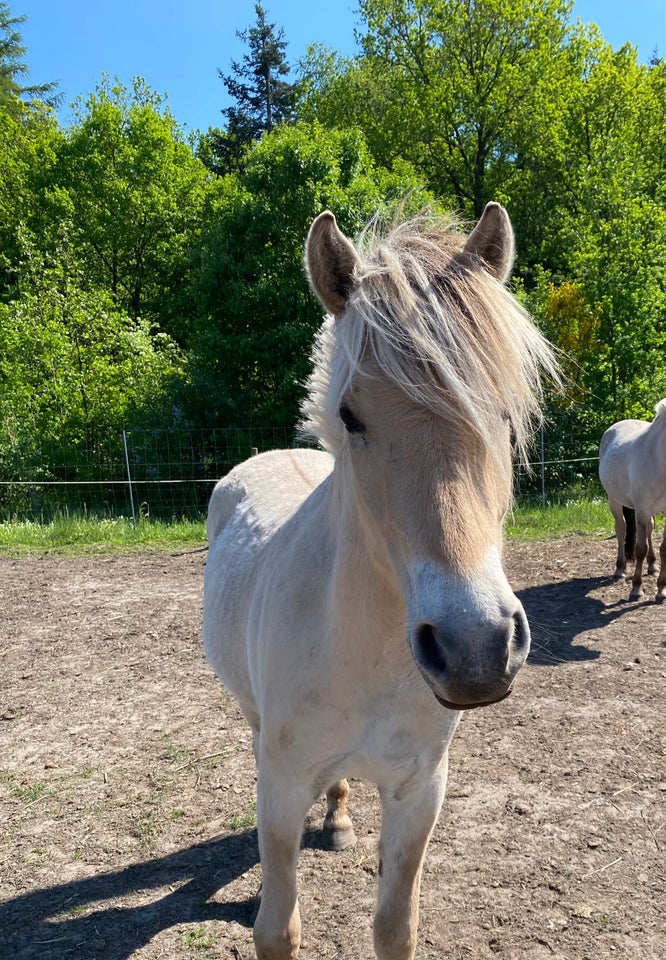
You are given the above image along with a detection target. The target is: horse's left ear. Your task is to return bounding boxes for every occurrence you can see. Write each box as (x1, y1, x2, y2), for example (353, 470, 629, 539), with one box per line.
(463, 202, 515, 284)
(306, 211, 361, 317)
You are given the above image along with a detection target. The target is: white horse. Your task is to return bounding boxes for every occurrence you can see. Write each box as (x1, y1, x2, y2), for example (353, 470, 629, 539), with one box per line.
(202, 203, 558, 960)
(599, 399, 666, 602)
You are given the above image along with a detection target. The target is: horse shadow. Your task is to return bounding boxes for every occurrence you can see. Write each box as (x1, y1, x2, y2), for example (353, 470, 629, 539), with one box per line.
(0, 824, 332, 959)
(517, 575, 653, 666)
(0, 829, 257, 959)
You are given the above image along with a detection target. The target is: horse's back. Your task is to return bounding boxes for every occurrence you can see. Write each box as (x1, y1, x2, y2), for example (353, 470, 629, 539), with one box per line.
(599, 418, 652, 508)
(202, 448, 333, 712)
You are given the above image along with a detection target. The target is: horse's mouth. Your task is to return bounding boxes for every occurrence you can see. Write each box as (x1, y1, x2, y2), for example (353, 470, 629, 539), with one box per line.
(432, 686, 513, 711)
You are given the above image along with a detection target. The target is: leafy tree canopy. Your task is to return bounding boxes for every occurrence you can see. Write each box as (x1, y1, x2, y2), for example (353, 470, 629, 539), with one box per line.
(0, 242, 187, 481)
(37, 77, 213, 340)
(187, 121, 431, 430)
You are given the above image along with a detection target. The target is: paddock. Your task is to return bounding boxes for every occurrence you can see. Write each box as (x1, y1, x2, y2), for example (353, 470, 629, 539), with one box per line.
(0, 542, 664, 960)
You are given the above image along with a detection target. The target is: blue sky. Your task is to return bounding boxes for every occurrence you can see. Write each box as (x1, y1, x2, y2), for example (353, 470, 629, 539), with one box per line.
(18, 0, 666, 135)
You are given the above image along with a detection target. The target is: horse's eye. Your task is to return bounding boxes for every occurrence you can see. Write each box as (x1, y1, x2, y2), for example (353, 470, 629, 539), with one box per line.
(339, 404, 365, 434)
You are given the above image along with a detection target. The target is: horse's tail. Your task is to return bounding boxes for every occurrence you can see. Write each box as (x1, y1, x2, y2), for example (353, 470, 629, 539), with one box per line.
(623, 505, 636, 562)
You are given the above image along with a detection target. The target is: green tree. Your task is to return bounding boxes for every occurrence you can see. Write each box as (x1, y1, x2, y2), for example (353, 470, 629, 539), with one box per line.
(205, 3, 297, 173)
(0, 242, 187, 489)
(0, 1, 58, 107)
(301, 0, 579, 219)
(43, 77, 212, 341)
(188, 121, 430, 429)
(520, 42, 666, 423)
(0, 101, 62, 297)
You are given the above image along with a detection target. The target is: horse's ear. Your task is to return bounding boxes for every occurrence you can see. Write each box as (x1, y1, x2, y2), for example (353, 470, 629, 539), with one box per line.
(463, 202, 515, 284)
(306, 211, 361, 317)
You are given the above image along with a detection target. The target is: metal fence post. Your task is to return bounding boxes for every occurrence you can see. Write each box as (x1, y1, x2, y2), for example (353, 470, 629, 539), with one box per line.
(540, 424, 546, 508)
(122, 431, 137, 529)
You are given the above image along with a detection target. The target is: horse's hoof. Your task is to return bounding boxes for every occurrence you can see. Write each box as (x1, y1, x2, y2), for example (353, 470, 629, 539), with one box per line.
(648, 567, 658, 577)
(629, 589, 643, 601)
(321, 824, 357, 851)
(655, 592, 665, 604)
(612, 570, 625, 581)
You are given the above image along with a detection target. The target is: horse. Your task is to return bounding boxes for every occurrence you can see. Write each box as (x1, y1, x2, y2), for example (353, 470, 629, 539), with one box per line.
(202, 202, 559, 960)
(598, 399, 666, 602)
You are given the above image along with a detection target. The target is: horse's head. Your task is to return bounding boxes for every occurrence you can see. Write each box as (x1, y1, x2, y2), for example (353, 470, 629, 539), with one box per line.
(303, 204, 558, 710)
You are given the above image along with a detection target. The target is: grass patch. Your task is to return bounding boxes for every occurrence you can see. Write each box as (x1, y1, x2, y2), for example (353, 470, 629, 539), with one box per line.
(228, 799, 257, 830)
(0, 513, 206, 556)
(182, 927, 215, 950)
(161, 733, 194, 766)
(0, 500, 614, 555)
(1, 774, 54, 805)
(133, 810, 160, 849)
(507, 498, 611, 541)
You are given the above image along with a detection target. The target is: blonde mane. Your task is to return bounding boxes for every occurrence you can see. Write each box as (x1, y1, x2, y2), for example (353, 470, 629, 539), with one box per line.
(301, 212, 558, 465)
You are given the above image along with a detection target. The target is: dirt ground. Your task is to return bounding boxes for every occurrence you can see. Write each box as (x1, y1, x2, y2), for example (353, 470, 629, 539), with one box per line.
(0, 537, 664, 960)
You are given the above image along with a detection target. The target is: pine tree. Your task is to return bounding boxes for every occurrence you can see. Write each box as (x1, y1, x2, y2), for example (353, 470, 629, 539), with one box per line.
(207, 4, 296, 173)
(0, 2, 58, 108)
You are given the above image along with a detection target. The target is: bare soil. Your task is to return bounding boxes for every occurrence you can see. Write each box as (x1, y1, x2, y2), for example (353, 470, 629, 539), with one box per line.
(1, 538, 664, 960)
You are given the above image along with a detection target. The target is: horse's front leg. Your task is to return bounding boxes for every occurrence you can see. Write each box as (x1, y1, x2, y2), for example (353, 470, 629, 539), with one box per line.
(373, 755, 448, 960)
(630, 515, 651, 599)
(656, 521, 666, 603)
(253, 762, 312, 960)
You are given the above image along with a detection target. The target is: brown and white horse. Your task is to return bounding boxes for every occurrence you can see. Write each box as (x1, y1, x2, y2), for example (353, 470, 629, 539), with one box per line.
(599, 399, 666, 602)
(202, 203, 558, 959)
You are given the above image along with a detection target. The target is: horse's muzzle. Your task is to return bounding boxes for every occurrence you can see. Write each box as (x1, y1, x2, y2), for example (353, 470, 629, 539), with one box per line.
(410, 605, 530, 710)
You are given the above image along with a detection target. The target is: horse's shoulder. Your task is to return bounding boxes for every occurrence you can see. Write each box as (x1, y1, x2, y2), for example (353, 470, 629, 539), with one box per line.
(207, 448, 333, 545)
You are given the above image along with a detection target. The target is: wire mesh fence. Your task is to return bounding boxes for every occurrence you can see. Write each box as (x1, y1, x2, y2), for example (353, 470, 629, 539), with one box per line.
(0, 425, 605, 523)
(0, 427, 296, 522)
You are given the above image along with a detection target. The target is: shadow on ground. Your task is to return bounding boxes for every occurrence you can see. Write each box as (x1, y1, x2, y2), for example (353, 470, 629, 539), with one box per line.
(0, 825, 335, 960)
(0, 830, 261, 959)
(517, 575, 653, 666)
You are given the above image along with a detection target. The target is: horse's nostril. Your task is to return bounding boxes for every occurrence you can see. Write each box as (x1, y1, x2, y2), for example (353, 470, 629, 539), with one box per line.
(413, 622, 448, 677)
(512, 609, 530, 653)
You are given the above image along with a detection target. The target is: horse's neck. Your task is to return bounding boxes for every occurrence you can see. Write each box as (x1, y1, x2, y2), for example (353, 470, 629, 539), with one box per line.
(645, 410, 666, 459)
(325, 464, 407, 653)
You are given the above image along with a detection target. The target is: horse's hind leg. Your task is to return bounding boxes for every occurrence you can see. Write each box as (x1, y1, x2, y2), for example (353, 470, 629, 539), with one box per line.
(630, 514, 651, 599)
(646, 515, 657, 575)
(322, 779, 356, 851)
(656, 520, 666, 603)
(608, 498, 628, 579)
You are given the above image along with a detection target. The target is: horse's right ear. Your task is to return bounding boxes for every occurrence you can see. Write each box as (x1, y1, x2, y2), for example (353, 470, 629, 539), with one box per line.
(306, 211, 361, 317)
(463, 202, 515, 284)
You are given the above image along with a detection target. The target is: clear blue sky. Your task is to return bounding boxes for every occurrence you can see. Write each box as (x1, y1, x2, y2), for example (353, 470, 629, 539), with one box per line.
(18, 1, 666, 135)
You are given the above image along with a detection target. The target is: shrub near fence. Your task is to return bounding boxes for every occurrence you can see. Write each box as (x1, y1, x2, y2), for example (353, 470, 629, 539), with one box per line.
(0, 427, 296, 522)
(0, 425, 605, 523)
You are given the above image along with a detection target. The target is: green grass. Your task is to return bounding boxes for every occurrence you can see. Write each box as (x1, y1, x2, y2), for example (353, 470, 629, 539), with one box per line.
(228, 798, 257, 830)
(182, 927, 215, 951)
(1, 775, 53, 804)
(507, 497, 612, 541)
(0, 500, 613, 555)
(0, 514, 206, 556)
